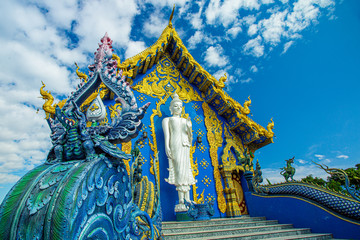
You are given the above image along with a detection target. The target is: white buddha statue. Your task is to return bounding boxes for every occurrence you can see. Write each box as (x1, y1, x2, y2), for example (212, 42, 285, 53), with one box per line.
(162, 93, 196, 212)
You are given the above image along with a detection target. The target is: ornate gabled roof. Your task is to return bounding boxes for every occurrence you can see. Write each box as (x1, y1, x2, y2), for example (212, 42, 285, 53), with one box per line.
(40, 17, 274, 151)
(119, 21, 274, 151)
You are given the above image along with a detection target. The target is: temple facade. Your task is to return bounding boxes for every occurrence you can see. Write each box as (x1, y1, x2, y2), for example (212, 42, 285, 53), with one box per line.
(68, 20, 274, 221)
(1, 10, 359, 239)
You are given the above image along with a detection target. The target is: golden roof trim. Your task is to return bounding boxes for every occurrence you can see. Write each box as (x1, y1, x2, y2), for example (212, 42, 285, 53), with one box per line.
(121, 22, 274, 143)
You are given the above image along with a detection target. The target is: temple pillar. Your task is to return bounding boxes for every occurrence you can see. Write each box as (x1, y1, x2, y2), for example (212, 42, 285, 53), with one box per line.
(220, 165, 242, 217)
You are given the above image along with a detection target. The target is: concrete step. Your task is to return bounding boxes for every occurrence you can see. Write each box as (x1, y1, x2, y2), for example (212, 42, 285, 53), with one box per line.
(162, 216, 335, 240)
(162, 224, 298, 239)
(162, 220, 279, 234)
(163, 216, 266, 228)
(188, 229, 332, 240)
(264, 233, 334, 240)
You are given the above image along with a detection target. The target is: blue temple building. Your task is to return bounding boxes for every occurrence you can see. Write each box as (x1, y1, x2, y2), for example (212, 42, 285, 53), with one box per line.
(0, 11, 359, 240)
(103, 18, 275, 221)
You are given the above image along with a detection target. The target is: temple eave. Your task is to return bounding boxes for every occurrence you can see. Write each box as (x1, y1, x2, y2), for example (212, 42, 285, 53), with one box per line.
(114, 24, 274, 151)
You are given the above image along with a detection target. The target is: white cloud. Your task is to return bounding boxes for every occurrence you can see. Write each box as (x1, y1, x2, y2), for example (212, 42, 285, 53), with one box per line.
(282, 40, 294, 54)
(213, 70, 227, 80)
(0, 0, 142, 186)
(125, 41, 147, 59)
(74, 0, 139, 52)
(315, 154, 325, 160)
(205, 0, 261, 27)
(203, 45, 229, 67)
(142, 0, 189, 8)
(186, 0, 206, 30)
(226, 18, 243, 39)
(240, 78, 253, 84)
(0, 2, 85, 78)
(227, 26, 243, 39)
(323, 158, 331, 163)
(298, 159, 307, 164)
(286, 2, 319, 33)
(190, 15, 204, 30)
(0, 97, 51, 179)
(234, 68, 244, 77)
(294, 164, 329, 180)
(0, 174, 21, 184)
(259, 10, 288, 45)
(262, 168, 285, 184)
(261, 0, 275, 3)
(248, 24, 258, 36)
(250, 65, 258, 73)
(187, 31, 220, 50)
(240, 0, 335, 59)
(0, 1, 46, 39)
(243, 35, 264, 57)
(0, 40, 74, 95)
(285, 0, 335, 36)
(313, 154, 331, 164)
(241, 15, 258, 27)
(29, 0, 79, 29)
(143, 11, 168, 39)
(188, 31, 207, 49)
(336, 155, 349, 159)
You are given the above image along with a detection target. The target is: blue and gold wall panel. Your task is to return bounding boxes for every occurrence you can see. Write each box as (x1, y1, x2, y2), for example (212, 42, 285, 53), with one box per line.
(204, 85, 216, 103)
(209, 94, 227, 112)
(96, 53, 253, 220)
(179, 57, 189, 73)
(189, 69, 199, 83)
(228, 113, 241, 129)
(122, 54, 231, 220)
(192, 73, 205, 88)
(219, 104, 234, 119)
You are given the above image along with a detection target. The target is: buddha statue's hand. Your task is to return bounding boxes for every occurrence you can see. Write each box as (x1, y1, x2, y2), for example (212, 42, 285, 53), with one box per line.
(186, 117, 192, 128)
(165, 146, 172, 159)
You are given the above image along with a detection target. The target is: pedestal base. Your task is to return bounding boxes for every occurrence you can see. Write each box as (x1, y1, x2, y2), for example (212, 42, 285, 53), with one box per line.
(175, 201, 215, 221)
(175, 203, 189, 212)
(175, 211, 193, 221)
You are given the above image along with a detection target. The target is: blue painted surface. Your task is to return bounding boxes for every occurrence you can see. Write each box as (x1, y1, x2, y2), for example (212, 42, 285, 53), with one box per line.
(244, 191, 360, 239)
(127, 55, 226, 221)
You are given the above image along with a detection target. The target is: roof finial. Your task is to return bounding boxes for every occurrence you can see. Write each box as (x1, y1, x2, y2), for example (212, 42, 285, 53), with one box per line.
(169, 4, 175, 28)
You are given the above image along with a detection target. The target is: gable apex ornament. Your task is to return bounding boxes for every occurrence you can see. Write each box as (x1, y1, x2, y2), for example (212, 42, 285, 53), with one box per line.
(168, 4, 175, 28)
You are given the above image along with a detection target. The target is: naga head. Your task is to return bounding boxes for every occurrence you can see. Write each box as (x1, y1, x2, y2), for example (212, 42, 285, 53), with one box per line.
(55, 105, 80, 129)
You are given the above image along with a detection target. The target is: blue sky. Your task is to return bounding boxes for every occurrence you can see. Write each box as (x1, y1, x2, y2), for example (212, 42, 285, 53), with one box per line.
(0, 0, 359, 202)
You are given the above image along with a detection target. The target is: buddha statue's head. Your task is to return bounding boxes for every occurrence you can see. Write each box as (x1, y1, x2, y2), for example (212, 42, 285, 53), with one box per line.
(170, 93, 182, 116)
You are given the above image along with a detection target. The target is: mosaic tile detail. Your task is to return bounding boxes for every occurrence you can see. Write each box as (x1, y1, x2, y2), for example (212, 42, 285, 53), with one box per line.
(192, 103, 200, 111)
(137, 94, 147, 103)
(194, 115, 203, 124)
(200, 159, 209, 170)
(195, 129, 204, 137)
(202, 175, 212, 187)
(205, 193, 215, 203)
(197, 142, 207, 153)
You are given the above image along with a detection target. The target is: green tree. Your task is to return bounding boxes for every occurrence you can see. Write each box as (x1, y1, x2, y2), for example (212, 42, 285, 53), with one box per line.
(302, 163, 360, 193)
(301, 175, 326, 187)
(345, 167, 360, 190)
(326, 179, 343, 192)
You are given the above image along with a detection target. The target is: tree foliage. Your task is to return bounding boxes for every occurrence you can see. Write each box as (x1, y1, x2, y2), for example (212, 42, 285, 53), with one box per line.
(301, 175, 326, 186)
(301, 163, 360, 192)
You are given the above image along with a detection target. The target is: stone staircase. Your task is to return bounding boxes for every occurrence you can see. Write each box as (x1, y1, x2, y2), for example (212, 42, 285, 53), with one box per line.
(161, 215, 335, 240)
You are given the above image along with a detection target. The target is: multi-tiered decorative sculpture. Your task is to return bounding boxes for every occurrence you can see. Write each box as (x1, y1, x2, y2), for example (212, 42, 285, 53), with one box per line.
(0, 33, 162, 240)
